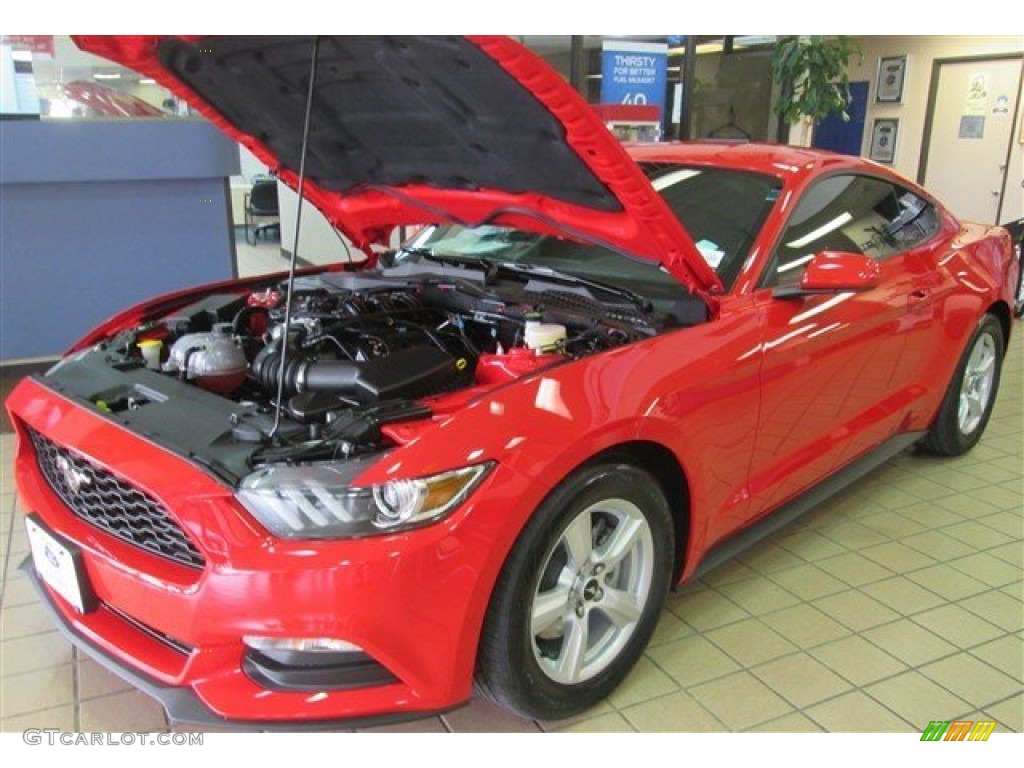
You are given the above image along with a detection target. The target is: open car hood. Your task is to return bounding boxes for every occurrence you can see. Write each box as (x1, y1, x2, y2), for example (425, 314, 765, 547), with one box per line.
(74, 36, 723, 300)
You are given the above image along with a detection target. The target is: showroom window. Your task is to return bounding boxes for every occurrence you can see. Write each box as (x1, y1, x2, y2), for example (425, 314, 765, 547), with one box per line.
(766, 174, 941, 286)
(2, 35, 186, 119)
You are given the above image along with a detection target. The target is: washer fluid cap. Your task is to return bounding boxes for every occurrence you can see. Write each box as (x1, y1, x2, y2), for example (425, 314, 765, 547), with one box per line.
(524, 321, 566, 353)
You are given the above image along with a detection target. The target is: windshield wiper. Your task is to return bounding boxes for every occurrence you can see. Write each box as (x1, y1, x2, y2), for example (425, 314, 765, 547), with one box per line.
(399, 248, 652, 313)
(494, 262, 652, 313)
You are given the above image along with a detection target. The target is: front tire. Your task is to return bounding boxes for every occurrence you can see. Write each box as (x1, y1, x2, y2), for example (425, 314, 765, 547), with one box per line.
(919, 314, 1004, 456)
(476, 463, 673, 720)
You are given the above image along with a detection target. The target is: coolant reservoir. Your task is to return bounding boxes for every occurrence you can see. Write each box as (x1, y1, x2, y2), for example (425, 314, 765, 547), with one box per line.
(524, 319, 566, 354)
(168, 324, 248, 393)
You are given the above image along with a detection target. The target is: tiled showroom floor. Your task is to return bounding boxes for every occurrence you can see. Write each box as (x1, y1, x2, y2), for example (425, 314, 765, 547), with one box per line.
(1, 330, 1021, 734)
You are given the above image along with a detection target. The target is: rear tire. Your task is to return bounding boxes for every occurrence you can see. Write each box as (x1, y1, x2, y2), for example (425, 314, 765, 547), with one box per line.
(918, 314, 1004, 457)
(476, 463, 673, 720)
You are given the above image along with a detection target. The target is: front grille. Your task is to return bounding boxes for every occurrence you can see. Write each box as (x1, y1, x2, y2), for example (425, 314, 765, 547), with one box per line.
(27, 428, 205, 569)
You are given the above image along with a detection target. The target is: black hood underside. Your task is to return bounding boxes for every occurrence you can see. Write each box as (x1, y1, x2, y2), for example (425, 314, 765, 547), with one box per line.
(156, 35, 621, 211)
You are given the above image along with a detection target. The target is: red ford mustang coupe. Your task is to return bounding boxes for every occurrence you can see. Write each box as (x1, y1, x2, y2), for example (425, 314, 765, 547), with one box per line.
(7, 36, 1018, 727)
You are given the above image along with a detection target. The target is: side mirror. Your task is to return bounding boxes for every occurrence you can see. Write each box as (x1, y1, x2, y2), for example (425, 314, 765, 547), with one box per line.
(773, 251, 881, 299)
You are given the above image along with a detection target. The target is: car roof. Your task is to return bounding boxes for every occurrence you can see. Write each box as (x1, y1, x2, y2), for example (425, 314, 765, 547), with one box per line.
(625, 141, 873, 183)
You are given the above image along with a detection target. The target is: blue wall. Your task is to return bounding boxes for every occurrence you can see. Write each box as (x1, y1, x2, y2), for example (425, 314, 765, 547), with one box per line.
(1, 119, 239, 360)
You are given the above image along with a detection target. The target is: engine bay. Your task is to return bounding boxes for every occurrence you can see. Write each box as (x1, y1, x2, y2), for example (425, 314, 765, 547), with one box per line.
(41, 264, 701, 480)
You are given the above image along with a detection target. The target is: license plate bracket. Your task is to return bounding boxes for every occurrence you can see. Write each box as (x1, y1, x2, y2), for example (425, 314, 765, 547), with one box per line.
(25, 513, 98, 614)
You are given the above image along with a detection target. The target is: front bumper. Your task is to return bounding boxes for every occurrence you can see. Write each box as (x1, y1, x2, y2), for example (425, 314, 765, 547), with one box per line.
(19, 557, 456, 730)
(7, 377, 527, 725)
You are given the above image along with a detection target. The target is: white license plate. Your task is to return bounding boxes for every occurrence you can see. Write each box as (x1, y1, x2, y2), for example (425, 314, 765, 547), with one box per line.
(26, 515, 95, 614)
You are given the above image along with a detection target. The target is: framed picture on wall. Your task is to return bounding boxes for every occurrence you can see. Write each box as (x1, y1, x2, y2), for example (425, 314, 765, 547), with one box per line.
(869, 118, 899, 163)
(876, 55, 908, 103)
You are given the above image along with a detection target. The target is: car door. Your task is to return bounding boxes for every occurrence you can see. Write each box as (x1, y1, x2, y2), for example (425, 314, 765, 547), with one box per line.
(743, 173, 944, 520)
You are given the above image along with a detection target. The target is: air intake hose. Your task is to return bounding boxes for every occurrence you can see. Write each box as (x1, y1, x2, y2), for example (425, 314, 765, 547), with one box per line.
(251, 343, 458, 404)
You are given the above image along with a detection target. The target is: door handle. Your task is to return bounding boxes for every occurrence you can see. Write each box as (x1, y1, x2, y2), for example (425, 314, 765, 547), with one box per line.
(909, 289, 930, 302)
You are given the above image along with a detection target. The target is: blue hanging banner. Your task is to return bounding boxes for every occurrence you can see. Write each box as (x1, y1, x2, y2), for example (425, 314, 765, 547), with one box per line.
(601, 40, 669, 119)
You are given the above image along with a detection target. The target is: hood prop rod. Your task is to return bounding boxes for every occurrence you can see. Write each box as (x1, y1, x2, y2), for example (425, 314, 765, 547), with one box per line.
(270, 36, 321, 441)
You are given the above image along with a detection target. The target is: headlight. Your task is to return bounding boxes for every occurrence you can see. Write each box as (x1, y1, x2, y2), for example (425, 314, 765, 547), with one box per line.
(237, 458, 494, 539)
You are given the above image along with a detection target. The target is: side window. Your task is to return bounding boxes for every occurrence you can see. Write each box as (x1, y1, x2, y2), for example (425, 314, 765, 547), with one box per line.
(766, 174, 940, 287)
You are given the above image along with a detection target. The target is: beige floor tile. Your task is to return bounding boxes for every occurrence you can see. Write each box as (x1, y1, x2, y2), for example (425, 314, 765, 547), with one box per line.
(809, 635, 907, 687)
(0, 664, 74, 718)
(865, 671, 973, 728)
(747, 711, 824, 733)
(985, 695, 1024, 732)
(861, 576, 946, 615)
(959, 462, 1021, 487)
(1000, 581, 1023, 602)
(79, 690, 167, 732)
(820, 521, 890, 551)
(927, 468, 1000, 494)
(697, 558, 759, 588)
(860, 485, 921, 512)
(704, 618, 798, 667)
(776, 529, 847, 561)
(970, 484, 1023, 511)
(751, 653, 852, 709)
(969, 635, 1024, 682)
(919, 653, 1022, 710)
(861, 620, 957, 667)
(905, 565, 991, 606)
(607, 655, 679, 710)
(942, 520, 1014, 550)
(759, 604, 850, 648)
(620, 690, 726, 732)
(713, 577, 801, 616)
(815, 552, 895, 588)
(0, 573, 38, 609)
(932, 494, 1003, 520)
(988, 541, 1023, 568)
(735, 543, 806, 575)
(805, 690, 912, 732)
(0, 704, 75, 733)
(910, 604, 1005, 649)
(858, 541, 937, 573)
(1, 601, 54, 640)
(960, 591, 1024, 633)
(975, 510, 1023, 539)
(903, 529, 987, 564)
(811, 590, 900, 632)
(442, 697, 540, 733)
(0, 632, 73, 676)
(897, 500, 965, 528)
(767, 563, 849, 601)
(947, 552, 1022, 589)
(646, 635, 740, 688)
(77, 658, 134, 701)
(648, 610, 694, 647)
(550, 711, 634, 733)
(665, 586, 749, 633)
(856, 512, 928, 541)
(688, 670, 793, 731)
(358, 715, 447, 733)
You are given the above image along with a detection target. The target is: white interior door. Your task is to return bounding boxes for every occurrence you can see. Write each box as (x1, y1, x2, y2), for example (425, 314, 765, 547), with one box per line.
(1002, 83, 1023, 223)
(923, 57, 1023, 225)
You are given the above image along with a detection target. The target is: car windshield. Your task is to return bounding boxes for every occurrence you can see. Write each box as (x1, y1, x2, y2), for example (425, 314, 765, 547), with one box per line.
(401, 165, 782, 292)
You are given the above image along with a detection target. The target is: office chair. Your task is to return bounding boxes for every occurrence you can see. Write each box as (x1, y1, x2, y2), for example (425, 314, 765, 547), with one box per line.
(244, 178, 280, 245)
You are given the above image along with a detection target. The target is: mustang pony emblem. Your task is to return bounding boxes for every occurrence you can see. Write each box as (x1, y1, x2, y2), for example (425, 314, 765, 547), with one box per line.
(56, 455, 91, 494)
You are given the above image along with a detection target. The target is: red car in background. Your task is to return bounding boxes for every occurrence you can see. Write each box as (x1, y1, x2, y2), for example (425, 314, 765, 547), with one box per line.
(6, 36, 1017, 727)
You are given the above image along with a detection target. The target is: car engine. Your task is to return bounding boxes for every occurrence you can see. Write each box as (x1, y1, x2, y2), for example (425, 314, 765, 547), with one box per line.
(45, 266, 694, 479)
